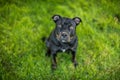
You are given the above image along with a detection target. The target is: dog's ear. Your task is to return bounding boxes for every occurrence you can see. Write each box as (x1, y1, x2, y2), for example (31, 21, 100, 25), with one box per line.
(73, 17, 82, 25)
(52, 15, 61, 22)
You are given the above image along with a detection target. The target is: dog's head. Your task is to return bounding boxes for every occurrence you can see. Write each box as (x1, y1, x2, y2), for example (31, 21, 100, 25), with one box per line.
(52, 15, 82, 43)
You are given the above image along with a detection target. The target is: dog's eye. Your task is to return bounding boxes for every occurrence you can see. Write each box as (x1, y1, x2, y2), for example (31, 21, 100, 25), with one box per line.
(58, 25, 62, 28)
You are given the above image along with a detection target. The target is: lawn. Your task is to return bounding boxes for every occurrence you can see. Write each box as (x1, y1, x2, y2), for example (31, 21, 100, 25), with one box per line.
(0, 0, 120, 80)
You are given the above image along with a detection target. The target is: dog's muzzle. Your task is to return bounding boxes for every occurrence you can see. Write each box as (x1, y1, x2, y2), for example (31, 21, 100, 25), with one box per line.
(60, 32, 70, 43)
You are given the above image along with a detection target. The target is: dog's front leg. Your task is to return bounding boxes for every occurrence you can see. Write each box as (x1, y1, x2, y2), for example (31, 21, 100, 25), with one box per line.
(51, 53, 57, 70)
(46, 48, 51, 57)
(71, 51, 78, 68)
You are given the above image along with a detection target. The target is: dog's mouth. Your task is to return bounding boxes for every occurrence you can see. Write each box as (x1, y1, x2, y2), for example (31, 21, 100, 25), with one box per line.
(60, 36, 70, 43)
(56, 32, 71, 43)
(61, 40, 67, 43)
(60, 39, 69, 43)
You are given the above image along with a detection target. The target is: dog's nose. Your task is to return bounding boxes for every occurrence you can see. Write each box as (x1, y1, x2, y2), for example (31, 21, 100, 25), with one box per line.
(61, 32, 68, 38)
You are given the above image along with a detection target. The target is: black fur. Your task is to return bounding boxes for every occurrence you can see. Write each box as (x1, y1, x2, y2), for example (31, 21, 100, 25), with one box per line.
(45, 15, 82, 70)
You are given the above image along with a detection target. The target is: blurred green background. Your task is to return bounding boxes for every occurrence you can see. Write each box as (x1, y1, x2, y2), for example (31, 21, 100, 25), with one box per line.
(0, 0, 120, 80)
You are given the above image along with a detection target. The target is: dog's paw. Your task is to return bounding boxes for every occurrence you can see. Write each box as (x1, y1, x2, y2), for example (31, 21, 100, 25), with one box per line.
(51, 64, 57, 70)
(45, 53, 51, 57)
(74, 61, 78, 68)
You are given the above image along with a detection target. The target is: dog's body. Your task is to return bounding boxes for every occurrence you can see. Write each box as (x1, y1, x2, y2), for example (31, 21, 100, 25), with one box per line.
(45, 15, 82, 69)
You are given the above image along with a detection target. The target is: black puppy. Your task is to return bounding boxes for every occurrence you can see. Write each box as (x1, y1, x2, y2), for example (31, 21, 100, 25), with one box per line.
(45, 15, 82, 69)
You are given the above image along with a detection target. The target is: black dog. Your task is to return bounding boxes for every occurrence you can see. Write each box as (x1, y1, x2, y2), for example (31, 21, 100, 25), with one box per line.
(45, 15, 82, 69)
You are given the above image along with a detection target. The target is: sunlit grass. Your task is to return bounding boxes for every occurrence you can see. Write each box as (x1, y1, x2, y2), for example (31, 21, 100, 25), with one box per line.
(0, 0, 120, 80)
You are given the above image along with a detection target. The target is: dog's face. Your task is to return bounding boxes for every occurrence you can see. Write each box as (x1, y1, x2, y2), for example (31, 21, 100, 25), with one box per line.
(52, 15, 82, 43)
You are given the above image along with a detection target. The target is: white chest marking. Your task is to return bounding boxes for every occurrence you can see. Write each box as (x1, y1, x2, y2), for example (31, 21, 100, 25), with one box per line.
(62, 49, 66, 52)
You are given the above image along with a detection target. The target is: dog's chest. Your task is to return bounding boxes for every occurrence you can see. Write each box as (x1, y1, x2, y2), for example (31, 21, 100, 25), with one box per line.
(59, 43, 71, 52)
(61, 48, 66, 52)
(60, 45, 69, 52)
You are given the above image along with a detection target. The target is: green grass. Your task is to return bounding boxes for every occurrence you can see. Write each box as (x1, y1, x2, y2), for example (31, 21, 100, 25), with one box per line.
(0, 0, 120, 80)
